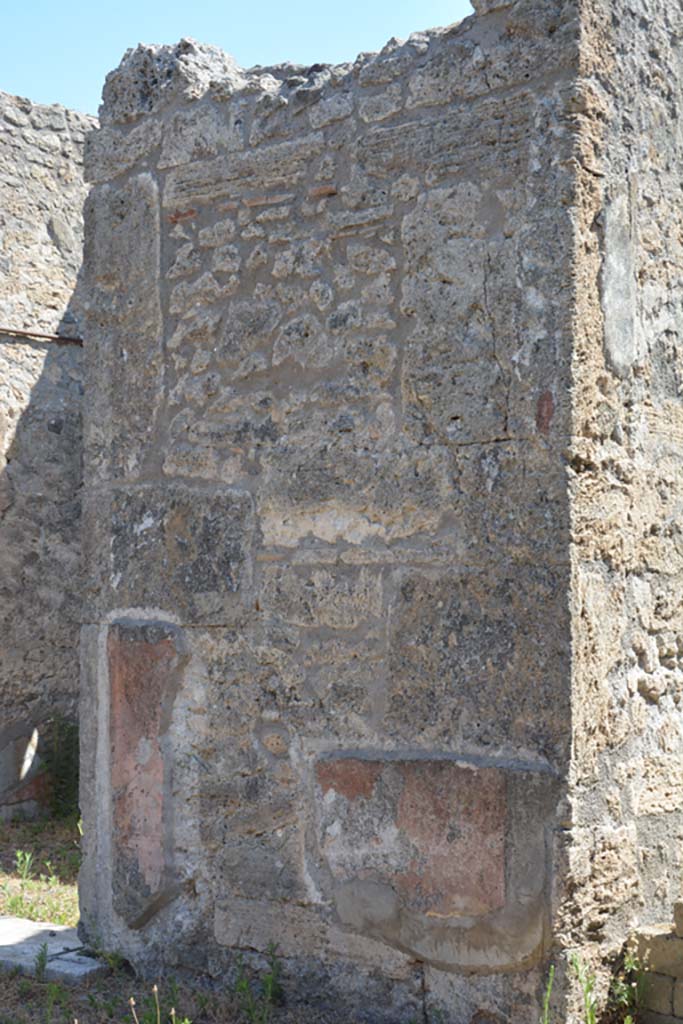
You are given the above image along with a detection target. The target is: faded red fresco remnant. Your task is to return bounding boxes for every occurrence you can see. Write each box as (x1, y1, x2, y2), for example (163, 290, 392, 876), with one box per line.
(316, 758, 382, 802)
(317, 758, 507, 919)
(395, 761, 506, 917)
(536, 389, 555, 434)
(108, 624, 178, 900)
(167, 208, 197, 224)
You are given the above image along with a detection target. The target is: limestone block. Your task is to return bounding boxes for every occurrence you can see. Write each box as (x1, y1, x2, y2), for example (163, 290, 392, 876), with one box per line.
(675, 902, 683, 939)
(644, 974, 675, 1017)
(214, 896, 416, 977)
(85, 119, 163, 183)
(213, 897, 425, 1022)
(675, 979, 683, 1017)
(633, 928, 683, 980)
(0, 918, 108, 983)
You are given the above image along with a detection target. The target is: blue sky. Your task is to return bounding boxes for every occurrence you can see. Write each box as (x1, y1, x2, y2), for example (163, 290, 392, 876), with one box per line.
(4, 1, 474, 115)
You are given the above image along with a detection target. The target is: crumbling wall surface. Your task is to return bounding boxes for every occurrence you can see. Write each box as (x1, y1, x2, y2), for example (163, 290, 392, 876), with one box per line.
(0, 92, 93, 816)
(80, 2, 581, 1020)
(565, 0, 683, 1001)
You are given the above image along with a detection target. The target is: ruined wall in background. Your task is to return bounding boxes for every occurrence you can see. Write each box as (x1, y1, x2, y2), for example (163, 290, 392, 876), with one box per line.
(0, 92, 93, 817)
(80, 3, 581, 1020)
(564, 0, 683, 999)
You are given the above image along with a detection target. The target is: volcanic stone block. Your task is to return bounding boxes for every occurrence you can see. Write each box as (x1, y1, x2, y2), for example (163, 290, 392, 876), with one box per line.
(260, 564, 383, 630)
(89, 485, 253, 622)
(674, 979, 683, 1017)
(386, 569, 570, 760)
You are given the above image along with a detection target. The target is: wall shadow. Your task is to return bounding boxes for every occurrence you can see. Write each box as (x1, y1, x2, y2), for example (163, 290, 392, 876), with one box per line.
(0, 290, 85, 820)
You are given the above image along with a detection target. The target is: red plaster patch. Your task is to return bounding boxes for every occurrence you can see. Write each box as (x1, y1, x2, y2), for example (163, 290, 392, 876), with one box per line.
(316, 758, 381, 802)
(108, 624, 178, 899)
(316, 758, 507, 919)
(395, 762, 506, 917)
(536, 390, 555, 434)
(167, 208, 197, 224)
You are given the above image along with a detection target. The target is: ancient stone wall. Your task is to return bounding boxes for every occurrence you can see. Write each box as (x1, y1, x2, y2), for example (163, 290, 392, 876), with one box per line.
(79, 0, 683, 1020)
(80, 4, 580, 1020)
(0, 92, 92, 817)
(632, 902, 683, 1022)
(562, 0, 683, 1005)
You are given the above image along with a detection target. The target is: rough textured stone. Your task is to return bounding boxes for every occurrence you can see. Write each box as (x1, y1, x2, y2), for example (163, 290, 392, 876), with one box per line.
(674, 979, 683, 1017)
(674, 902, 683, 940)
(75, 1, 683, 1020)
(633, 929, 683, 981)
(0, 91, 93, 816)
(644, 974, 675, 1017)
(563, 5, 683, 1016)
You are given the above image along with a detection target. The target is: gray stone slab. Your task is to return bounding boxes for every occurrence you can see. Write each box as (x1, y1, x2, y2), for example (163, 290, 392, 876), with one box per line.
(0, 916, 108, 983)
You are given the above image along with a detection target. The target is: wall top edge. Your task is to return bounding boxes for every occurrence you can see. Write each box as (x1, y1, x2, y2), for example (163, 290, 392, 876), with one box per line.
(100, 0, 565, 127)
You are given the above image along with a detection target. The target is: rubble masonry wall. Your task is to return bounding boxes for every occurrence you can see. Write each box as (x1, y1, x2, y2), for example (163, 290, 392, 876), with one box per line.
(0, 91, 92, 817)
(78, 0, 683, 1020)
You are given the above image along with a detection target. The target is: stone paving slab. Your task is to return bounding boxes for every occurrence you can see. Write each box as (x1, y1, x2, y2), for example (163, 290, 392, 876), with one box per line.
(0, 916, 108, 983)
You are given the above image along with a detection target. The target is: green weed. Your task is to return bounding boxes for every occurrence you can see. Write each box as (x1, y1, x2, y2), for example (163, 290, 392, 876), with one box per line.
(45, 981, 69, 1024)
(34, 942, 48, 984)
(608, 949, 648, 1022)
(540, 964, 555, 1024)
(235, 944, 282, 1024)
(570, 954, 597, 1024)
(14, 850, 34, 882)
